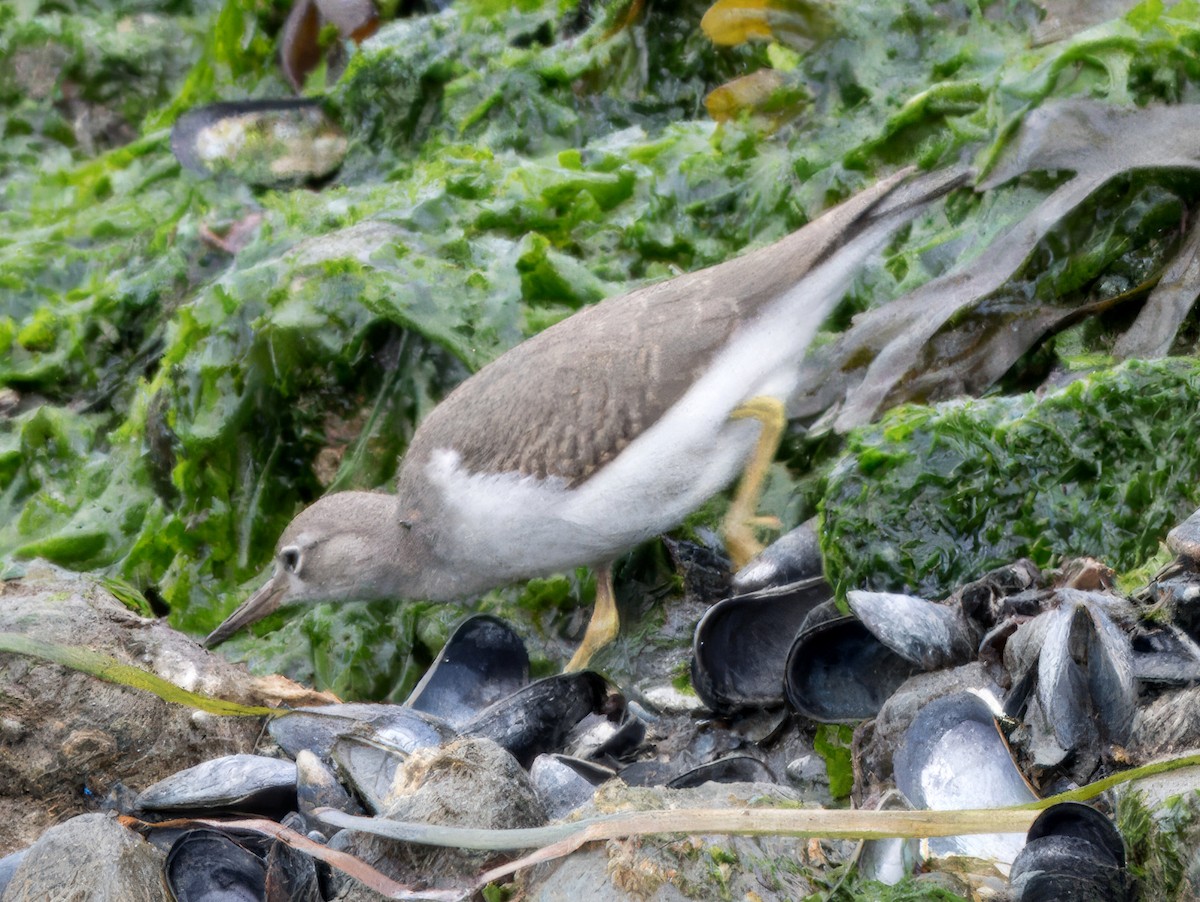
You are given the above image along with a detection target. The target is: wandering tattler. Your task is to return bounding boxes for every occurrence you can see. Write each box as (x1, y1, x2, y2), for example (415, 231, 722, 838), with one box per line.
(204, 166, 966, 668)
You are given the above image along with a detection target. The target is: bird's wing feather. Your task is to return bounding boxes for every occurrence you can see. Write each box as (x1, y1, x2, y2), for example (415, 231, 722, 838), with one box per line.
(402, 167, 955, 486)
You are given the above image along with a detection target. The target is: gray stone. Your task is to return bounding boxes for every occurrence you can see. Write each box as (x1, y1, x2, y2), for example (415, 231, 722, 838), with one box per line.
(3, 813, 166, 902)
(519, 781, 841, 901)
(336, 737, 544, 893)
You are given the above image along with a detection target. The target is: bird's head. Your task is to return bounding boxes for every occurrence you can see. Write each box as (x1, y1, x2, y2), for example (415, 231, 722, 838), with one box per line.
(203, 491, 420, 647)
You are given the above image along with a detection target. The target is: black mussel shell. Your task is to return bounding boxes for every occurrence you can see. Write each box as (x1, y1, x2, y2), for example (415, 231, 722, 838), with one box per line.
(264, 834, 322, 902)
(1038, 593, 1136, 751)
(666, 755, 775, 789)
(268, 703, 453, 762)
(894, 692, 1035, 865)
(1010, 803, 1129, 901)
(166, 827, 323, 902)
(136, 755, 297, 815)
(846, 590, 976, 671)
(895, 692, 1035, 809)
(406, 614, 530, 729)
(731, 522, 825, 593)
(165, 829, 266, 901)
(692, 577, 829, 714)
(785, 613, 921, 722)
(462, 671, 607, 768)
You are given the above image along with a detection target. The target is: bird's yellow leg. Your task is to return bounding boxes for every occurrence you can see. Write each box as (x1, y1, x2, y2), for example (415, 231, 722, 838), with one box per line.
(724, 395, 787, 569)
(565, 563, 618, 672)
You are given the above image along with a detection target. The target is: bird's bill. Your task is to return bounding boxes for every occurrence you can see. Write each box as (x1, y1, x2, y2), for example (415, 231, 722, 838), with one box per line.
(204, 570, 288, 647)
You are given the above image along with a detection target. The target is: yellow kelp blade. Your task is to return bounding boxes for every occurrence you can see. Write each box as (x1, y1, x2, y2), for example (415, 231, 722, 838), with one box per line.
(701, 0, 831, 48)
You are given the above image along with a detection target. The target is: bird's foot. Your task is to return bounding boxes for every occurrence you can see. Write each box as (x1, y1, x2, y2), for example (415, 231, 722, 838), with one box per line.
(724, 395, 787, 570)
(725, 515, 783, 570)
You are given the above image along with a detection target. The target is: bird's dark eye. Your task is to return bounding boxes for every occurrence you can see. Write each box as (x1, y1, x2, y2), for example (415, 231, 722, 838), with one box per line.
(280, 546, 302, 573)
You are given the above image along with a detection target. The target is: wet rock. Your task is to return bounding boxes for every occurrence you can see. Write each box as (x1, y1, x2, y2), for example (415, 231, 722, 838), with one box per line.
(0, 849, 26, 898)
(0, 566, 306, 853)
(1129, 685, 1200, 759)
(336, 737, 545, 891)
(3, 813, 167, 901)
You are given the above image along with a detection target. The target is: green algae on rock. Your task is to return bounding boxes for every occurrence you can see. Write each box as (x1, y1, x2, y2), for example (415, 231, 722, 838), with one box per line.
(820, 358, 1200, 601)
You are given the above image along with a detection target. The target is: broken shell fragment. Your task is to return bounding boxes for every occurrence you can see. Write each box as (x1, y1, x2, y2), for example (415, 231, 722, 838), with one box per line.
(280, 0, 380, 92)
(666, 755, 775, 789)
(691, 577, 830, 714)
(1130, 625, 1200, 686)
(858, 790, 922, 886)
(295, 748, 361, 818)
(330, 735, 408, 813)
(170, 99, 347, 187)
(530, 754, 615, 820)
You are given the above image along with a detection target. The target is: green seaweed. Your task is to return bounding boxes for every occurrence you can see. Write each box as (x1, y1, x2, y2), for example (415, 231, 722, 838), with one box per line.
(820, 359, 1200, 601)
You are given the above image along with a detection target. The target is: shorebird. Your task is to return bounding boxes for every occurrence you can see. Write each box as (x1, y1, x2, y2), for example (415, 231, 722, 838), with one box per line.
(205, 166, 965, 669)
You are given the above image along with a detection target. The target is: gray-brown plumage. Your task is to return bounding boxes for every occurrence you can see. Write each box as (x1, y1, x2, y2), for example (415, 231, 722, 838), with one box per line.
(400, 167, 932, 489)
(205, 165, 968, 663)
